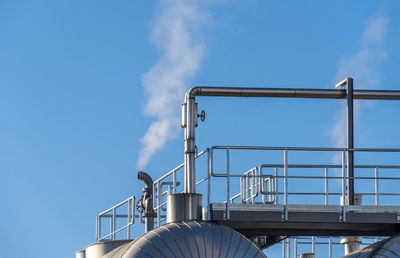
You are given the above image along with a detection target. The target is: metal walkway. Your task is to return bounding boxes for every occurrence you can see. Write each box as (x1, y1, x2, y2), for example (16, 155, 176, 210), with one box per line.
(210, 203, 400, 237)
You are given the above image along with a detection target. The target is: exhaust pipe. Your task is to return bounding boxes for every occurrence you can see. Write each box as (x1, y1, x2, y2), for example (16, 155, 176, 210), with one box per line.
(138, 171, 155, 232)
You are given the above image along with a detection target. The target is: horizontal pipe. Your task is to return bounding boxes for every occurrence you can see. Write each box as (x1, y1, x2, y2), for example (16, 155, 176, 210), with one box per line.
(211, 145, 400, 152)
(188, 86, 400, 100)
(259, 164, 400, 169)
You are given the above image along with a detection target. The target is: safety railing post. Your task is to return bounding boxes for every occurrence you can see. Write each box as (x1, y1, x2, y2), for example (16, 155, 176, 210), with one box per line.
(207, 150, 211, 220)
(282, 238, 286, 258)
(173, 169, 176, 194)
(158, 181, 162, 227)
(127, 199, 131, 239)
(275, 166, 278, 204)
(341, 151, 346, 222)
(225, 148, 230, 219)
(325, 167, 329, 205)
(112, 208, 116, 240)
(312, 236, 315, 254)
(375, 167, 379, 206)
(283, 149, 288, 220)
(96, 215, 100, 241)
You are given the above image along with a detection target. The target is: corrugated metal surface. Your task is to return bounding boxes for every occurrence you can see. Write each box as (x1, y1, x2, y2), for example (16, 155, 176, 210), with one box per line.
(103, 221, 266, 258)
(343, 234, 400, 258)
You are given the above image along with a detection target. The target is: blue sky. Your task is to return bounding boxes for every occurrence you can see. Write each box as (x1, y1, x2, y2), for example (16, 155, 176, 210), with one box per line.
(1, 1, 400, 257)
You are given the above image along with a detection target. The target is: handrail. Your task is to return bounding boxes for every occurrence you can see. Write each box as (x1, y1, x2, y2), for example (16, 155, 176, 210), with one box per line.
(152, 148, 210, 226)
(99, 145, 400, 242)
(96, 196, 135, 242)
(208, 146, 400, 220)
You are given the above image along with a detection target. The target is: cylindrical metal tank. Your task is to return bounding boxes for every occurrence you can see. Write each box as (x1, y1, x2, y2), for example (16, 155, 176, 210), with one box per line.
(342, 234, 400, 258)
(84, 240, 131, 258)
(104, 221, 266, 258)
(167, 193, 202, 222)
(75, 250, 86, 258)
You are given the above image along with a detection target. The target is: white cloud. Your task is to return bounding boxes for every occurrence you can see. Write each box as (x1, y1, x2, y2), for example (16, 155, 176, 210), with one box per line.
(331, 16, 388, 149)
(137, 0, 208, 169)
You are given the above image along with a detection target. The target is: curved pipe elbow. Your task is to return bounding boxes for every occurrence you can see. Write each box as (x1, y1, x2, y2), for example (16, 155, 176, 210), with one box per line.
(187, 86, 201, 99)
(138, 171, 153, 189)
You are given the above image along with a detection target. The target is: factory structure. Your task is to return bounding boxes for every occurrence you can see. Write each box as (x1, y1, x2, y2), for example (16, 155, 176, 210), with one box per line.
(77, 78, 400, 257)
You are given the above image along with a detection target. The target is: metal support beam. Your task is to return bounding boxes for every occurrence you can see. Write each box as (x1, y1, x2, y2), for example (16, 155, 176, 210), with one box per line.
(182, 84, 400, 195)
(346, 78, 355, 205)
(336, 78, 355, 205)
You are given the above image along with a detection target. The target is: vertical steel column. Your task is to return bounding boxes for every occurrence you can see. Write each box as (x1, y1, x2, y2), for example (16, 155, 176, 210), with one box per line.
(184, 94, 196, 193)
(346, 78, 355, 205)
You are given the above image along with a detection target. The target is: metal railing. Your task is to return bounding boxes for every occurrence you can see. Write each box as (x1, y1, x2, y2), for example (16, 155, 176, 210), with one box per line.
(152, 148, 210, 227)
(96, 196, 135, 241)
(281, 236, 386, 258)
(208, 146, 400, 220)
(150, 145, 400, 226)
(96, 144, 400, 255)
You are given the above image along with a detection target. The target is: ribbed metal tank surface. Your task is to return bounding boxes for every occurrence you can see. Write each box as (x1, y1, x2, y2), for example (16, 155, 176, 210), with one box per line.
(103, 221, 266, 258)
(342, 234, 400, 258)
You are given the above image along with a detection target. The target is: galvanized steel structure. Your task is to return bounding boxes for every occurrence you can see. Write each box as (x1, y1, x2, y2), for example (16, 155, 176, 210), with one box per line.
(78, 79, 400, 257)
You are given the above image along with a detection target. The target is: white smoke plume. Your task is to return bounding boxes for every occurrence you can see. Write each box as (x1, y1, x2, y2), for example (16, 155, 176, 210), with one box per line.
(331, 16, 388, 149)
(137, 0, 208, 169)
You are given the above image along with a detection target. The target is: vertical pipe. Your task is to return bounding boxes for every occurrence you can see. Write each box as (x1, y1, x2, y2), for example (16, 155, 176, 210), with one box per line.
(375, 167, 379, 206)
(325, 168, 329, 205)
(294, 238, 298, 258)
(284, 150, 288, 220)
(226, 148, 230, 219)
(288, 238, 291, 258)
(184, 95, 196, 193)
(329, 237, 332, 258)
(346, 78, 355, 205)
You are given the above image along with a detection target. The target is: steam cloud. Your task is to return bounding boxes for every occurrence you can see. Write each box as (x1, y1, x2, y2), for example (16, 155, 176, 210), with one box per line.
(137, 0, 207, 169)
(331, 16, 388, 149)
